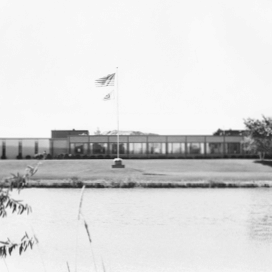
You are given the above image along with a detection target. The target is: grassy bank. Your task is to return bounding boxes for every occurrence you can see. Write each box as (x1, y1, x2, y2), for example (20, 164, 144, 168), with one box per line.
(1, 159, 272, 188)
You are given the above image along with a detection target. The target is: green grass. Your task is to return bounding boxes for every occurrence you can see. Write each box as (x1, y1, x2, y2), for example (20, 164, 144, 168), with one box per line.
(0, 159, 272, 186)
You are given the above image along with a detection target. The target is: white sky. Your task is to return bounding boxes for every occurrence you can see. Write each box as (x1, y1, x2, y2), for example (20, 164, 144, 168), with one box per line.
(1, 0, 272, 137)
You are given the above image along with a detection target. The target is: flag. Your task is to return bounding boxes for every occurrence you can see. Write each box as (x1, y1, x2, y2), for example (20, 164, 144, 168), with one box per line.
(95, 73, 115, 87)
(103, 91, 114, 101)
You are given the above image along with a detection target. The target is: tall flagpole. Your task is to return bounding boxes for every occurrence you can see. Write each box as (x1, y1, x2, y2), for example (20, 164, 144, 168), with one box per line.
(111, 67, 124, 168)
(116, 67, 120, 159)
(95, 71, 123, 167)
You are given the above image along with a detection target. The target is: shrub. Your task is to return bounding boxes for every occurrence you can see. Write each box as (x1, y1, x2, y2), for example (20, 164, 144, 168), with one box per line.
(45, 153, 52, 160)
(57, 154, 64, 159)
(33, 154, 43, 160)
(25, 155, 31, 159)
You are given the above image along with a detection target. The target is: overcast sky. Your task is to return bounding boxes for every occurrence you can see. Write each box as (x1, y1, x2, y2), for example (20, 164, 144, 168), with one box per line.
(1, 0, 272, 137)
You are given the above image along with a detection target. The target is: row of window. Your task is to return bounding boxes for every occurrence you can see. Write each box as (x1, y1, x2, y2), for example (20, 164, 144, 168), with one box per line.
(0, 141, 243, 157)
(71, 142, 242, 155)
(1, 140, 49, 158)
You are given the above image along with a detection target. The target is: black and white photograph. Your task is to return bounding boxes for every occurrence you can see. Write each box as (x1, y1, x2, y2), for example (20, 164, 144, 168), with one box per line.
(1, 0, 272, 271)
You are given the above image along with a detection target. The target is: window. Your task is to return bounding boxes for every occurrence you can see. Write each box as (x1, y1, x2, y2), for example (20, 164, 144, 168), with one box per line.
(18, 141, 22, 155)
(34, 141, 38, 154)
(90, 143, 107, 154)
(75, 144, 84, 154)
(71, 143, 88, 154)
(188, 143, 204, 154)
(148, 143, 166, 154)
(129, 143, 147, 154)
(206, 143, 223, 154)
(168, 143, 185, 154)
(226, 143, 241, 154)
(2, 141, 6, 158)
(110, 143, 126, 154)
(70, 143, 75, 154)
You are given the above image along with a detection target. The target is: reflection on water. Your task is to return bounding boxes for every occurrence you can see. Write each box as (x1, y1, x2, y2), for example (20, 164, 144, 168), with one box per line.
(248, 190, 272, 241)
(1, 188, 272, 272)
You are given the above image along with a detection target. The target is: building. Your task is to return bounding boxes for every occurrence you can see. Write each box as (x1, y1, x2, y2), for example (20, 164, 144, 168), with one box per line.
(0, 129, 252, 159)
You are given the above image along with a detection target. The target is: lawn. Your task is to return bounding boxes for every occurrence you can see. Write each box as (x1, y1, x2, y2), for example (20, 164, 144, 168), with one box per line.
(1, 159, 272, 184)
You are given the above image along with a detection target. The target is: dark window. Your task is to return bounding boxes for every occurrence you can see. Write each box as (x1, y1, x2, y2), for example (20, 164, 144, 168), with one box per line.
(75, 145, 84, 154)
(110, 143, 126, 154)
(91, 143, 107, 154)
(2, 141, 6, 158)
(188, 143, 205, 154)
(18, 141, 22, 154)
(34, 141, 38, 154)
(226, 143, 241, 154)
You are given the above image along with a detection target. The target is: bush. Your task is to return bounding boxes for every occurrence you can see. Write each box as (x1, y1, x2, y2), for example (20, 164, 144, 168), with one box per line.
(57, 154, 64, 159)
(195, 155, 206, 159)
(33, 154, 43, 160)
(45, 154, 52, 160)
(67, 154, 76, 159)
(25, 155, 31, 159)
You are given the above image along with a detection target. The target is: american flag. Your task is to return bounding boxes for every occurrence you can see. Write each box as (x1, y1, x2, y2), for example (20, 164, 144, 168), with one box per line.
(95, 73, 115, 87)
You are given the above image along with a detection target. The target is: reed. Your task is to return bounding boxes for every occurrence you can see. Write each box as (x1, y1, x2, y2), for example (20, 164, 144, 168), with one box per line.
(74, 186, 99, 272)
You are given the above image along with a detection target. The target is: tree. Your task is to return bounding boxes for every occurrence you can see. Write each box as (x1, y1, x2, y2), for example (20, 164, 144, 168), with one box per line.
(94, 127, 101, 135)
(0, 162, 40, 257)
(243, 116, 272, 160)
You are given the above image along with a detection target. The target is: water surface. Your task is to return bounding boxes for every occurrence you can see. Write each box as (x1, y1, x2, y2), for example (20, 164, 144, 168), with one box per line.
(1, 188, 272, 272)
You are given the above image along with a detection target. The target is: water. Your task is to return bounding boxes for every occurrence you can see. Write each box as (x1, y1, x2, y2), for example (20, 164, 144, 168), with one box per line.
(1, 188, 272, 272)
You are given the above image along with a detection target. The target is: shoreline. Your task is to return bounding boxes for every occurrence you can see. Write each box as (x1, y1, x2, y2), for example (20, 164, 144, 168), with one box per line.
(21, 179, 272, 188)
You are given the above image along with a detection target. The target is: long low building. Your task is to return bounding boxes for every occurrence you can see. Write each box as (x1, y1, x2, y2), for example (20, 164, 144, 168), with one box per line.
(0, 129, 253, 159)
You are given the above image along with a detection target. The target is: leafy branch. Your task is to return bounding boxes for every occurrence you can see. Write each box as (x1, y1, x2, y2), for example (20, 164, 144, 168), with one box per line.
(0, 161, 42, 258)
(0, 233, 38, 257)
(3, 162, 41, 191)
(0, 190, 32, 218)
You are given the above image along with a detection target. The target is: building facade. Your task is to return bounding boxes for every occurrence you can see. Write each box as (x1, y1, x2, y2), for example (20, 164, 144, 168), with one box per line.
(0, 130, 251, 159)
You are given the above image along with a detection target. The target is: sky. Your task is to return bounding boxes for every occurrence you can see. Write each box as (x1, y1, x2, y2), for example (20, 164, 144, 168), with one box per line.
(1, 0, 272, 137)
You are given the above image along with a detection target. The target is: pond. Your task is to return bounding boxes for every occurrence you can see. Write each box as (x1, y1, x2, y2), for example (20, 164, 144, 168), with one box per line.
(1, 188, 272, 272)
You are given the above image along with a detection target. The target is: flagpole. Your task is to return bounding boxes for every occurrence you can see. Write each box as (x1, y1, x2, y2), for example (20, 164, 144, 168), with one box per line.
(95, 69, 124, 168)
(116, 67, 120, 159)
